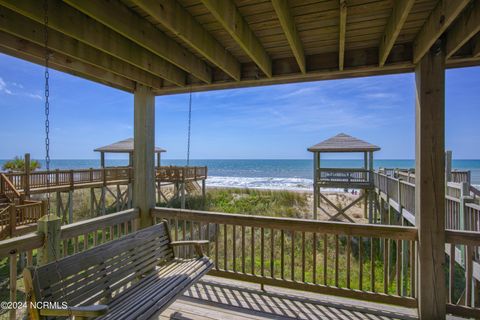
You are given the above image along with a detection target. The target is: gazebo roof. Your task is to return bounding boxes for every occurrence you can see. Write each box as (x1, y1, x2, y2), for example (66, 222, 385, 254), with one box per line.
(308, 133, 380, 153)
(94, 138, 166, 154)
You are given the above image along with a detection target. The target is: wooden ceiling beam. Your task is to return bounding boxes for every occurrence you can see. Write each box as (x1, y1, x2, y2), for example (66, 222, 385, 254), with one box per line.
(64, 0, 212, 84)
(271, 0, 305, 74)
(473, 34, 480, 58)
(413, 0, 470, 64)
(378, 0, 415, 67)
(0, 31, 134, 92)
(156, 43, 480, 95)
(0, 6, 164, 90)
(0, 0, 186, 86)
(131, 0, 240, 81)
(446, 1, 480, 59)
(201, 0, 272, 77)
(338, 0, 347, 71)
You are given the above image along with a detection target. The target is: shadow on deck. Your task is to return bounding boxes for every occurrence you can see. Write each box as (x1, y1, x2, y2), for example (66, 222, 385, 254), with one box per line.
(159, 276, 419, 320)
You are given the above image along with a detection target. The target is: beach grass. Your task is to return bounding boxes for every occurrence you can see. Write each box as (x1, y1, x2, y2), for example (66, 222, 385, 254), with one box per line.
(163, 187, 310, 219)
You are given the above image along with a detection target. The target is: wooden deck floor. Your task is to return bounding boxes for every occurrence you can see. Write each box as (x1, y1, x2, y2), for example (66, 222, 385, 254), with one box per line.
(156, 276, 420, 320)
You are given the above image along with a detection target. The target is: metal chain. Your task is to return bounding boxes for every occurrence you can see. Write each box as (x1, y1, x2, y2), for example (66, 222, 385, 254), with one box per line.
(44, 0, 50, 209)
(186, 87, 192, 167)
(42, 1, 72, 317)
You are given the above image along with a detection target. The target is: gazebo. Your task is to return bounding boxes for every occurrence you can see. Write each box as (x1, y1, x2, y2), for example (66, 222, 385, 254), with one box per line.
(308, 133, 380, 223)
(94, 138, 166, 168)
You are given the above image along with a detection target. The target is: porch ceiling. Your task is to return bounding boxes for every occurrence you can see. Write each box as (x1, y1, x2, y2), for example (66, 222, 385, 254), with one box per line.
(0, 0, 479, 95)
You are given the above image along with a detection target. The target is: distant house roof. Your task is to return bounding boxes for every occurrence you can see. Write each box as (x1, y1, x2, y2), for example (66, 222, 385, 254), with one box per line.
(94, 138, 166, 153)
(307, 133, 380, 153)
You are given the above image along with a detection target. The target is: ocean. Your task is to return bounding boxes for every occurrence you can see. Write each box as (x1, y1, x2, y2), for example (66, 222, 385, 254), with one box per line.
(1, 159, 480, 191)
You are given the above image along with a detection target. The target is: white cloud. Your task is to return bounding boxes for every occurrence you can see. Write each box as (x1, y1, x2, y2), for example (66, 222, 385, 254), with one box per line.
(26, 93, 43, 100)
(0, 77, 12, 95)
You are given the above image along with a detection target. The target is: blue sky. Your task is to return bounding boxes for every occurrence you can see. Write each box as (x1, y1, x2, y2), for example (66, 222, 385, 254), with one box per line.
(0, 53, 479, 160)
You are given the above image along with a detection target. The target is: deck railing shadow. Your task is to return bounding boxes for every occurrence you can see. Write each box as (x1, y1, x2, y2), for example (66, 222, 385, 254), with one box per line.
(182, 278, 417, 320)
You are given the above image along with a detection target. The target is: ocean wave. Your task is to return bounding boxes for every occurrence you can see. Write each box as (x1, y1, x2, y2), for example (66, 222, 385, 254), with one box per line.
(206, 176, 348, 192)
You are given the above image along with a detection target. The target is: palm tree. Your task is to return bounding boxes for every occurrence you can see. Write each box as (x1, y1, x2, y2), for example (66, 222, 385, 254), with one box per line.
(2, 156, 41, 172)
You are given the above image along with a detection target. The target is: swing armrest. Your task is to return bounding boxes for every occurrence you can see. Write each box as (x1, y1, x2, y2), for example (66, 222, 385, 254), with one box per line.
(171, 240, 209, 256)
(39, 304, 109, 318)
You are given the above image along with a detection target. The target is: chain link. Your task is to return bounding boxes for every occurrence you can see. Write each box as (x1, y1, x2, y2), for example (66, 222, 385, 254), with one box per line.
(186, 87, 192, 167)
(44, 0, 50, 214)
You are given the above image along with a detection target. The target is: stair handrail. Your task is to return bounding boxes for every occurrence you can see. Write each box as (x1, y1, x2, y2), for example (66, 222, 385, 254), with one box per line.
(0, 173, 21, 200)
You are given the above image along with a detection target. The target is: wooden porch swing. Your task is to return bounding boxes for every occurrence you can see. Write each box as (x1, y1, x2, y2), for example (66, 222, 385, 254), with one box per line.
(24, 221, 213, 319)
(22, 4, 213, 318)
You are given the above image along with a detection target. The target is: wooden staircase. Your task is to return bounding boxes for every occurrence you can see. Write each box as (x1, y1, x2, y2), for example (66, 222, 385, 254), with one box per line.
(0, 174, 44, 240)
(185, 181, 201, 195)
(0, 192, 12, 240)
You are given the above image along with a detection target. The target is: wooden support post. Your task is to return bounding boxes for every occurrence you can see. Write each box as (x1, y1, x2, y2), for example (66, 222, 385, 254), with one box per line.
(445, 150, 452, 182)
(37, 214, 61, 266)
(100, 152, 105, 168)
(415, 40, 446, 319)
(24, 153, 30, 199)
(313, 152, 318, 220)
(133, 84, 155, 228)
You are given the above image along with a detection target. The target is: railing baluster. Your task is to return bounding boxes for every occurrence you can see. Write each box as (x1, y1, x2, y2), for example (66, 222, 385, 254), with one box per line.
(466, 244, 473, 306)
(233, 224, 236, 272)
(449, 242, 455, 303)
(224, 224, 227, 270)
(84, 233, 88, 251)
(251, 226, 255, 275)
(261, 227, 264, 278)
(312, 233, 317, 284)
(359, 236, 363, 291)
(383, 237, 388, 293)
(396, 239, 401, 296)
(291, 231, 295, 281)
(334, 234, 339, 287)
(281, 229, 284, 279)
(371, 237, 375, 292)
(242, 225, 245, 273)
(302, 231, 305, 282)
(215, 223, 219, 270)
(270, 228, 274, 278)
(346, 235, 351, 288)
(323, 234, 327, 285)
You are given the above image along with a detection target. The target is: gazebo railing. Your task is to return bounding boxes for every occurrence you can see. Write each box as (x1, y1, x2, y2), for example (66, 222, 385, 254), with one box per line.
(316, 168, 371, 186)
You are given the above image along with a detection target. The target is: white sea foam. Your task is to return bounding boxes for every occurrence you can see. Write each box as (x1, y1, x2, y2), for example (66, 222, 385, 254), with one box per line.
(206, 176, 348, 192)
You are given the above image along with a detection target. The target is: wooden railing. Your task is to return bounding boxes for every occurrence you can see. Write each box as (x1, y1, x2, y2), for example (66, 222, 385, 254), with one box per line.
(379, 168, 471, 186)
(0, 173, 22, 202)
(445, 230, 480, 317)
(0, 208, 139, 320)
(451, 170, 471, 185)
(374, 171, 476, 229)
(374, 171, 480, 317)
(152, 207, 418, 307)
(156, 166, 208, 182)
(3, 166, 207, 194)
(316, 168, 372, 187)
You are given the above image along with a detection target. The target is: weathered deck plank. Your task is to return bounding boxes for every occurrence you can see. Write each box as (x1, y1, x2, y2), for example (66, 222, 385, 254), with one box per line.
(158, 276, 419, 320)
